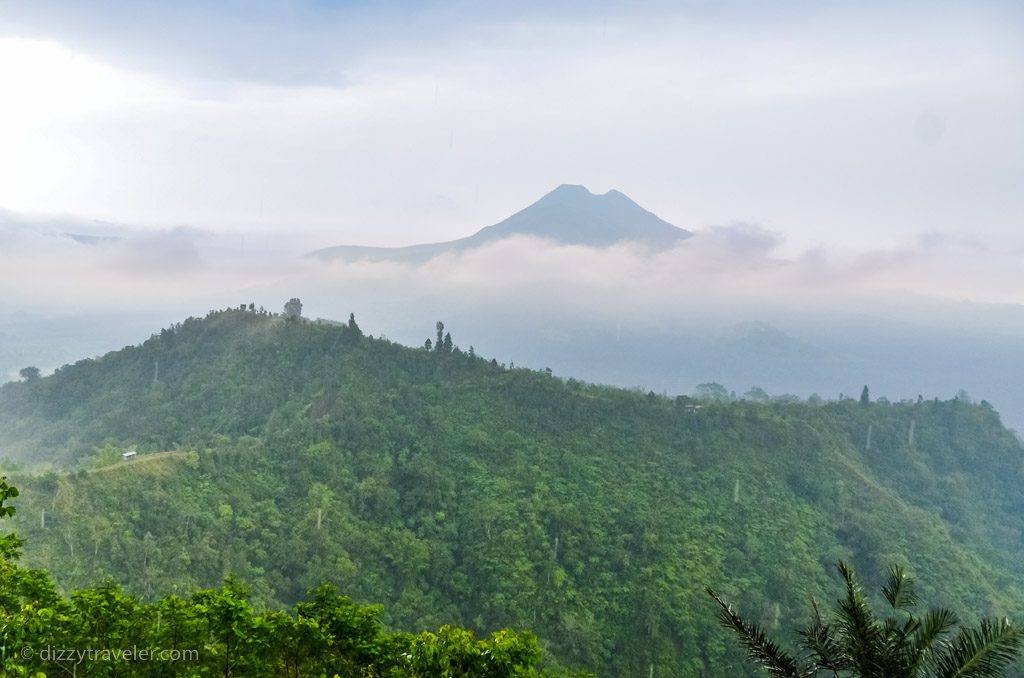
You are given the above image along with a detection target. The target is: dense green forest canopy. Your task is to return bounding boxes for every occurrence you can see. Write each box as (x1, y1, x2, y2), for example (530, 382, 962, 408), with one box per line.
(1, 306, 1024, 676)
(0, 475, 586, 677)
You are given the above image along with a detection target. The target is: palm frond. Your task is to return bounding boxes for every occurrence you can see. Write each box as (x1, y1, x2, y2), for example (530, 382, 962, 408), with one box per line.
(932, 617, 1024, 678)
(877, 614, 919, 676)
(834, 561, 883, 674)
(798, 615, 849, 674)
(709, 563, 1024, 678)
(881, 614, 914, 654)
(706, 586, 804, 678)
(905, 607, 957, 673)
(881, 564, 918, 611)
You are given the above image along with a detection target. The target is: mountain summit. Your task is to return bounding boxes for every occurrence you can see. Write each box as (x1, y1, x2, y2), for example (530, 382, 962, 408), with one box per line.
(473, 184, 690, 247)
(310, 184, 691, 262)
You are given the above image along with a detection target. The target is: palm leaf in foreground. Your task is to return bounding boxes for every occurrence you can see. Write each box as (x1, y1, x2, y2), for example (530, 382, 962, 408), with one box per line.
(835, 560, 884, 675)
(905, 608, 958, 674)
(882, 564, 918, 611)
(706, 586, 806, 678)
(798, 601, 849, 675)
(932, 618, 1024, 678)
(708, 561, 1024, 678)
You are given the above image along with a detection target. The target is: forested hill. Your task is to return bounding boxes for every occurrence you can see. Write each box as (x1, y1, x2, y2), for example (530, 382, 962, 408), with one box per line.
(2, 307, 1024, 676)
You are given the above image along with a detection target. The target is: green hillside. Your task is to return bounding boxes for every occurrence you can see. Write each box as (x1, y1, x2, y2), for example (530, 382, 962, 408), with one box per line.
(2, 307, 1024, 676)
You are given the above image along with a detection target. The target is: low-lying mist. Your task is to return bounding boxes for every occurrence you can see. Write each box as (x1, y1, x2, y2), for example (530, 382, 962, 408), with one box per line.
(3, 212, 1023, 430)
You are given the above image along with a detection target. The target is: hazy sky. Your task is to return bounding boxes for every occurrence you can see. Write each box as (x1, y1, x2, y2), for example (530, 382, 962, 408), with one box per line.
(1, 0, 1021, 254)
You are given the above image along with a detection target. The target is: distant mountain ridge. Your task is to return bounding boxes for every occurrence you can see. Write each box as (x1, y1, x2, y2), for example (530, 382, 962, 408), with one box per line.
(310, 184, 691, 262)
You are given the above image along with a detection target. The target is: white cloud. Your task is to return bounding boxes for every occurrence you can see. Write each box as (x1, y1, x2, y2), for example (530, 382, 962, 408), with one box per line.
(284, 227, 1024, 333)
(0, 2, 1020, 255)
(2, 197, 1021, 319)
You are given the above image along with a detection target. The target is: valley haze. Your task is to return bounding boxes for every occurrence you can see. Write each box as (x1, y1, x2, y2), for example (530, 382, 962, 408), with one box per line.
(0, 0, 1021, 422)
(1, 183, 1023, 433)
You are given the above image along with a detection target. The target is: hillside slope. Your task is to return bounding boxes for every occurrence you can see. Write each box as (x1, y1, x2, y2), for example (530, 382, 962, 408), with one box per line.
(2, 308, 1024, 676)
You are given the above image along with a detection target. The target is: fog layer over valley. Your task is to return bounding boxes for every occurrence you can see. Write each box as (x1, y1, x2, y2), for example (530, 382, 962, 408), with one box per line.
(2, 185, 1023, 431)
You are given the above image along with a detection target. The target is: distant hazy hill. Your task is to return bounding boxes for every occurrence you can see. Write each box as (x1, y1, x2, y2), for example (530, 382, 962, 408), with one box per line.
(310, 184, 692, 262)
(4, 308, 1024, 676)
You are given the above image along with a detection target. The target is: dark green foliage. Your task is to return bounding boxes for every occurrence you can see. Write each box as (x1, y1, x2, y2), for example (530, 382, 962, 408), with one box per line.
(708, 561, 1024, 677)
(19, 366, 40, 382)
(0, 476, 22, 560)
(284, 297, 303, 319)
(2, 309, 1024, 675)
(348, 312, 362, 337)
(0, 479, 582, 677)
(0, 565, 561, 677)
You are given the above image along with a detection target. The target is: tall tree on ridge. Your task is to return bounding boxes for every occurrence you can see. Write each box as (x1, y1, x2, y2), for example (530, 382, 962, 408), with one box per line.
(284, 298, 303, 320)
